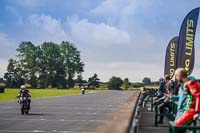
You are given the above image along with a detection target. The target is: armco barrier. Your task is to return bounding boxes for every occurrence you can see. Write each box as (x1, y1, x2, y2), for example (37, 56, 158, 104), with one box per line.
(130, 91, 142, 133)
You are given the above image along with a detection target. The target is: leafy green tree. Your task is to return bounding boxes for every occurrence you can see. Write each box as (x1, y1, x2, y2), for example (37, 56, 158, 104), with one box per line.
(76, 74, 83, 83)
(132, 82, 144, 88)
(40, 42, 61, 87)
(4, 59, 24, 87)
(36, 46, 48, 88)
(4, 41, 84, 89)
(59, 41, 84, 88)
(16, 41, 39, 87)
(122, 78, 131, 90)
(4, 59, 17, 87)
(108, 76, 123, 90)
(142, 77, 151, 85)
(88, 73, 100, 89)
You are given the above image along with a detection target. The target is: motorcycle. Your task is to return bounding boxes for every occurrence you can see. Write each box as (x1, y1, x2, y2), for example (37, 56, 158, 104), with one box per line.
(17, 96, 30, 115)
(81, 88, 85, 95)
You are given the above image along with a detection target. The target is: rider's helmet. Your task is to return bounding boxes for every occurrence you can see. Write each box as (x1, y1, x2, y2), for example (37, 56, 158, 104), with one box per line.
(20, 85, 26, 90)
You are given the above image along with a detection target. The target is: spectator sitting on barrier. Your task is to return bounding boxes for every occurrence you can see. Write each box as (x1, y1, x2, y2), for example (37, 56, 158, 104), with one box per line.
(174, 79, 200, 128)
(157, 75, 173, 124)
(153, 77, 166, 101)
(157, 78, 175, 103)
(164, 69, 196, 122)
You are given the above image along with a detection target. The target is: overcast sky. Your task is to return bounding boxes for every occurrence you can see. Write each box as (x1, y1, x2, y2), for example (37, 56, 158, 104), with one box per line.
(0, 0, 200, 82)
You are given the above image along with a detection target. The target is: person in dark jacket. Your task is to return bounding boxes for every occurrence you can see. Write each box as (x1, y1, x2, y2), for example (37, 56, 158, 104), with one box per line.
(154, 76, 168, 100)
(157, 75, 173, 124)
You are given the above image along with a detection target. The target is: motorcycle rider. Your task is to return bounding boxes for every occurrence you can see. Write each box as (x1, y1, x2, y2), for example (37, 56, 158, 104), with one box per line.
(17, 85, 31, 109)
(80, 85, 85, 95)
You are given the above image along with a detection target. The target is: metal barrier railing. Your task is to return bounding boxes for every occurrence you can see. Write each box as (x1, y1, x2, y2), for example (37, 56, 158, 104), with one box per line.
(130, 89, 157, 133)
(130, 92, 142, 133)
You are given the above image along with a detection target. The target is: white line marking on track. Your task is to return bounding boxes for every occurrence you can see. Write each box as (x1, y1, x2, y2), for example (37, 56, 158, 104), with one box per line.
(0, 130, 96, 133)
(75, 112, 97, 115)
(0, 118, 105, 122)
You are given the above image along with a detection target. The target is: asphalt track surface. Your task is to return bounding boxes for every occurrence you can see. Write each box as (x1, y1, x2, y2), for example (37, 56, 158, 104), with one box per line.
(0, 90, 132, 133)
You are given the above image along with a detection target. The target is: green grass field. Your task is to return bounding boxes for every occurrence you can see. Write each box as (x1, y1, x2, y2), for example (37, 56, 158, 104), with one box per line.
(0, 88, 98, 102)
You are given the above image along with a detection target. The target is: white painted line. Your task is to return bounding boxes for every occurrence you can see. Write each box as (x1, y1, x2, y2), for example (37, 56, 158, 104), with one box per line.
(0, 130, 96, 133)
(33, 130, 43, 132)
(75, 112, 97, 115)
(72, 107, 115, 110)
(0, 118, 105, 122)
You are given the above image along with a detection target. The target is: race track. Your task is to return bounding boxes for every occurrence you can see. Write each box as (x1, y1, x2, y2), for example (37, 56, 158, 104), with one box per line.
(0, 90, 132, 133)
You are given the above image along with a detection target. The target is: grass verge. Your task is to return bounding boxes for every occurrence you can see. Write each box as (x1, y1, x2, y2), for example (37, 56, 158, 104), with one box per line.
(0, 88, 99, 102)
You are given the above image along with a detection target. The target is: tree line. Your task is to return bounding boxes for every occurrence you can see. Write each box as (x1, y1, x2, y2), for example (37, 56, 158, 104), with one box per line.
(3, 40, 156, 89)
(107, 76, 158, 90)
(4, 41, 84, 88)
